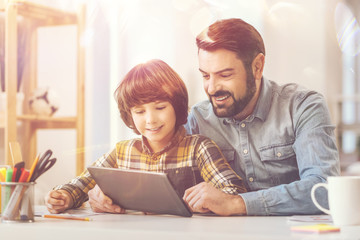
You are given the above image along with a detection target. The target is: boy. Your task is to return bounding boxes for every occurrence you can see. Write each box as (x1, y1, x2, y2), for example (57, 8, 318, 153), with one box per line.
(45, 59, 246, 214)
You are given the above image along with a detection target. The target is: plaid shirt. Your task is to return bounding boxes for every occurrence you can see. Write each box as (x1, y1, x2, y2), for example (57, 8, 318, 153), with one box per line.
(56, 126, 246, 208)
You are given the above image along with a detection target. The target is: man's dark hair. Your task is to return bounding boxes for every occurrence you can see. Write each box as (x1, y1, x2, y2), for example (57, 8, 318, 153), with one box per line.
(196, 18, 265, 67)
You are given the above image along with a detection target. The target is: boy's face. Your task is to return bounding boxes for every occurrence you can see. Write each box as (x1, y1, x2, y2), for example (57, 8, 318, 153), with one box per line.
(130, 101, 176, 153)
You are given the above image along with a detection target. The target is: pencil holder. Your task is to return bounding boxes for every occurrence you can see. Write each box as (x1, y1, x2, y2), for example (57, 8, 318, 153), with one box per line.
(0, 165, 11, 214)
(1, 182, 35, 223)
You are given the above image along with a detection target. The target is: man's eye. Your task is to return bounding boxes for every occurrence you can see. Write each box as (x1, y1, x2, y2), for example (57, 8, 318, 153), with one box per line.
(220, 73, 232, 78)
(202, 75, 210, 80)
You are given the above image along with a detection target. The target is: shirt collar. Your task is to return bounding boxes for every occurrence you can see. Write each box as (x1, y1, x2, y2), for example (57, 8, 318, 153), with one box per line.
(223, 77, 271, 124)
(252, 77, 272, 122)
(141, 126, 186, 156)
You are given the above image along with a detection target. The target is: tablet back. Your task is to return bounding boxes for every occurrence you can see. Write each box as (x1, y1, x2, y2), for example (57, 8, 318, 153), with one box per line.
(87, 166, 192, 217)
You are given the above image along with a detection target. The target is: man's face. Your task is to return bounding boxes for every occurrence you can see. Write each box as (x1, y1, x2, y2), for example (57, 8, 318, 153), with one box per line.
(198, 48, 256, 118)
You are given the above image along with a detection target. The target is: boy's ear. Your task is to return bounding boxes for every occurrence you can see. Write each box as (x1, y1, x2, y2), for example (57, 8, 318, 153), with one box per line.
(252, 53, 265, 80)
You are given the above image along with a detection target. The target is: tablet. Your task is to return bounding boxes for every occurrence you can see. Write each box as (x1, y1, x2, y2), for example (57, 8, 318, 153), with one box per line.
(87, 166, 193, 217)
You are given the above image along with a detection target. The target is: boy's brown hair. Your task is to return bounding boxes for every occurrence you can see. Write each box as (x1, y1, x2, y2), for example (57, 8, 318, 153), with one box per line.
(114, 59, 188, 134)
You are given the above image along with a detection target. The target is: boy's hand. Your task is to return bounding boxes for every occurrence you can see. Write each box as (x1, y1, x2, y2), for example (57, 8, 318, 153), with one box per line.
(88, 184, 125, 213)
(45, 190, 73, 214)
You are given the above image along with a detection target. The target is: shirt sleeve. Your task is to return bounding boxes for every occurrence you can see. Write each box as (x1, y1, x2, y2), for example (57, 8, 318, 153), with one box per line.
(54, 148, 118, 209)
(195, 136, 247, 194)
(241, 92, 340, 215)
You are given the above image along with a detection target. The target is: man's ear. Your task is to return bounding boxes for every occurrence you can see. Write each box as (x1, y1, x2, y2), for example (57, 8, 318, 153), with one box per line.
(252, 53, 265, 80)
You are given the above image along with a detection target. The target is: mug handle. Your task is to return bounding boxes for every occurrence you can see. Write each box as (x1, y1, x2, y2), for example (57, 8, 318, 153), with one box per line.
(311, 183, 331, 215)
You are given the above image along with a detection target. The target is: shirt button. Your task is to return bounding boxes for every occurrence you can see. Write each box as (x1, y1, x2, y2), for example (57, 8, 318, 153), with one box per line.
(243, 149, 248, 154)
(249, 177, 254, 182)
(276, 152, 282, 157)
(241, 123, 246, 128)
(175, 170, 179, 174)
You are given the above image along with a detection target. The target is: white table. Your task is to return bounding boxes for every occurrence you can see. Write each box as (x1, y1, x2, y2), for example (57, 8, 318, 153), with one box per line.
(1, 207, 359, 240)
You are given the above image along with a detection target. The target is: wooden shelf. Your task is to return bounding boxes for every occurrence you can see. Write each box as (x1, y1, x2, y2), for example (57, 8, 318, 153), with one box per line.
(337, 123, 360, 133)
(1, 115, 77, 128)
(17, 115, 77, 129)
(3, 1, 85, 174)
(13, 1, 77, 26)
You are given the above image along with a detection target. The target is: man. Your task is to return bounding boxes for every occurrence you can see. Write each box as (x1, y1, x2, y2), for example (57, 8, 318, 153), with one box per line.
(86, 18, 339, 216)
(182, 18, 340, 216)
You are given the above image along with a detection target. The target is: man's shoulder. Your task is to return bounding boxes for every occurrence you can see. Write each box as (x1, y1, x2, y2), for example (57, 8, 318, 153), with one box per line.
(189, 100, 214, 119)
(188, 100, 227, 128)
(266, 79, 323, 103)
(191, 99, 212, 111)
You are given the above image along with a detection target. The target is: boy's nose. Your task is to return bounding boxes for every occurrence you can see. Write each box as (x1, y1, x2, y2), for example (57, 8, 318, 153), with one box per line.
(146, 112, 157, 124)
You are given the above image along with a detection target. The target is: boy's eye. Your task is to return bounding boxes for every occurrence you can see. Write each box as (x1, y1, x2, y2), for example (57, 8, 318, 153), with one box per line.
(156, 106, 166, 110)
(133, 110, 144, 114)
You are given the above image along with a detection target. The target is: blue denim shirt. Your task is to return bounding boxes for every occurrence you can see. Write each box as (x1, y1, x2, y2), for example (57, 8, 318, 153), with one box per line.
(185, 78, 340, 215)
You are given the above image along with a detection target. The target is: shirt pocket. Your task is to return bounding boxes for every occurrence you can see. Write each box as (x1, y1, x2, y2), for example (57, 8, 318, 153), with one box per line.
(259, 144, 300, 185)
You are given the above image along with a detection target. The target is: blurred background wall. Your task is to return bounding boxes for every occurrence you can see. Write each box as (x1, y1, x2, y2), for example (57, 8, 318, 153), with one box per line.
(1, 0, 359, 204)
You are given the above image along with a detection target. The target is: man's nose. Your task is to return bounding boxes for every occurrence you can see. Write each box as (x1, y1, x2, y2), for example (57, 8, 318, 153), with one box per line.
(206, 77, 217, 96)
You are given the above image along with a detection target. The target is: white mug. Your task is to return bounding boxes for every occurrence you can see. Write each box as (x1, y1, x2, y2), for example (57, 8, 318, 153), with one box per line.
(311, 176, 360, 226)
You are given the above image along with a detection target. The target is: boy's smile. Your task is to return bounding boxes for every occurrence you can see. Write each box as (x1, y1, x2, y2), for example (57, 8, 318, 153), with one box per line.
(131, 101, 176, 153)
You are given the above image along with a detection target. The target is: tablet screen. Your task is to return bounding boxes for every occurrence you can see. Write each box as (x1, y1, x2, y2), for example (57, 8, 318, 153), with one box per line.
(87, 166, 193, 217)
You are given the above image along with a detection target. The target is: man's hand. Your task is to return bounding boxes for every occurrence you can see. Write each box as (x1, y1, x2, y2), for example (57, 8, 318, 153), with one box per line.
(88, 184, 125, 213)
(183, 182, 247, 216)
(45, 190, 73, 214)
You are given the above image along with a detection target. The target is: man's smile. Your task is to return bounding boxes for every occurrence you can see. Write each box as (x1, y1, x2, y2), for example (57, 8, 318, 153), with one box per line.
(211, 91, 232, 105)
(215, 95, 230, 101)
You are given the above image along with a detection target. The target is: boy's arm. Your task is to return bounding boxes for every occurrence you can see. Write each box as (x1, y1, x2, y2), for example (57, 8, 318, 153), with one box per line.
(45, 189, 73, 214)
(185, 136, 248, 215)
(195, 137, 247, 194)
(88, 184, 124, 213)
(53, 148, 118, 209)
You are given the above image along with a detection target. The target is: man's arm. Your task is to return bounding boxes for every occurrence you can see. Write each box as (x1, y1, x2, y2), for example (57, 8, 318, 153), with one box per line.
(183, 182, 246, 216)
(185, 93, 340, 216)
(242, 93, 340, 215)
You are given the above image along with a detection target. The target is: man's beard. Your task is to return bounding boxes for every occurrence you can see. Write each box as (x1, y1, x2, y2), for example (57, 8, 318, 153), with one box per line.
(210, 69, 256, 118)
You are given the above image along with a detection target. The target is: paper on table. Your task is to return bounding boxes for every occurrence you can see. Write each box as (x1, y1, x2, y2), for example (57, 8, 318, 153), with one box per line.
(35, 205, 104, 218)
(287, 215, 332, 223)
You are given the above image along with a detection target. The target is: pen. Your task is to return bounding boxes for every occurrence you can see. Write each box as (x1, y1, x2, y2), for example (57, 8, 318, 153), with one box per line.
(6, 168, 13, 182)
(2, 168, 14, 214)
(12, 168, 18, 182)
(0, 167, 6, 182)
(18, 170, 29, 183)
(39, 214, 92, 221)
(14, 162, 25, 182)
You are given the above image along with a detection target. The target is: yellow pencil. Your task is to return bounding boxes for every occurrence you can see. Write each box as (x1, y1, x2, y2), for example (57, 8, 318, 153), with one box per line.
(41, 214, 91, 221)
(27, 154, 40, 182)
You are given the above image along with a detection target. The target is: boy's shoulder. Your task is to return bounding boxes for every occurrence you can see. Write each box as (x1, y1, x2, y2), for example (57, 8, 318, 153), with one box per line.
(115, 138, 142, 148)
(183, 133, 216, 145)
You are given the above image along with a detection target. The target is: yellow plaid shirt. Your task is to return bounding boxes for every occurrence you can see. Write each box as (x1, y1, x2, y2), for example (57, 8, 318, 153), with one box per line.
(56, 126, 246, 208)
